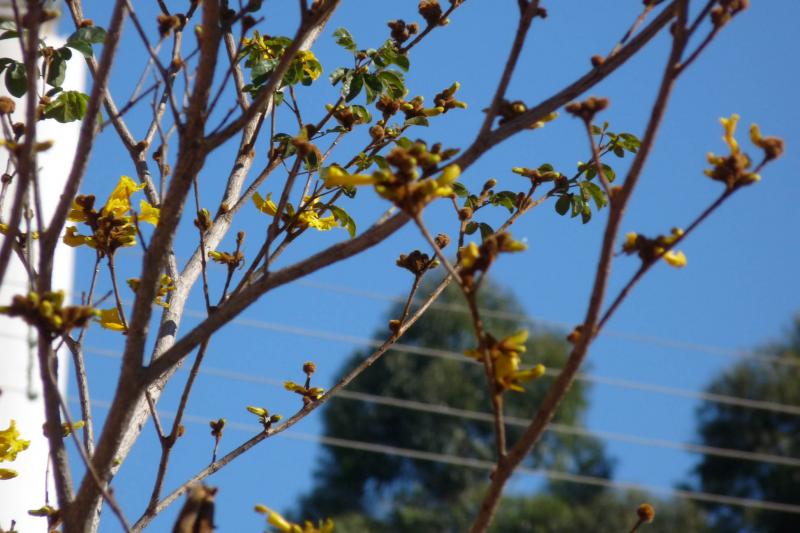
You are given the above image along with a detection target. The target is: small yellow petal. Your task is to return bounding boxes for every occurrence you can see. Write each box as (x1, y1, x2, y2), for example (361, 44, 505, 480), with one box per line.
(663, 250, 687, 268)
(0, 468, 18, 480)
(437, 164, 461, 186)
(97, 308, 126, 331)
(321, 165, 375, 188)
(138, 200, 160, 226)
(253, 192, 278, 216)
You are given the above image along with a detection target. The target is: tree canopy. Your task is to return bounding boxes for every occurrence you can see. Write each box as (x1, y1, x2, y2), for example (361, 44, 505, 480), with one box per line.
(692, 316, 800, 533)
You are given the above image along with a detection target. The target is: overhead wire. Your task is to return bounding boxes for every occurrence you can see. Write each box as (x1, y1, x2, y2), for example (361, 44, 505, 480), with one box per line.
(80, 343, 800, 469)
(81, 397, 800, 516)
(295, 279, 800, 369)
(177, 311, 800, 417)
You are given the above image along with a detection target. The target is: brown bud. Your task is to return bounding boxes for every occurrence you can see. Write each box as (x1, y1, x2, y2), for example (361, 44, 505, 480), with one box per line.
(79, 19, 95, 27)
(482, 178, 497, 191)
(419, 0, 444, 26)
(637, 503, 655, 523)
(303, 361, 316, 376)
(0, 97, 15, 115)
(591, 54, 605, 68)
(458, 207, 473, 220)
(388, 319, 401, 335)
(434, 233, 450, 249)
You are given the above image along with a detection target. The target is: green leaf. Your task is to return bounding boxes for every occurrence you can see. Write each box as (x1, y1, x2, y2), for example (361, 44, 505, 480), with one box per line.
(489, 191, 517, 213)
(364, 74, 382, 104)
(329, 205, 357, 238)
(613, 145, 625, 157)
(602, 163, 616, 182)
(65, 39, 93, 58)
(392, 53, 410, 71)
(451, 182, 469, 198)
(479, 222, 494, 241)
(555, 194, 570, 216)
(4, 61, 26, 97)
(570, 195, 584, 218)
(351, 104, 372, 124)
(373, 155, 389, 170)
(47, 48, 72, 88)
(377, 70, 405, 99)
(0, 30, 19, 41)
(465, 221, 479, 235)
(581, 204, 592, 224)
(41, 91, 89, 123)
(582, 181, 607, 210)
(333, 27, 357, 53)
(329, 67, 348, 86)
(250, 57, 280, 86)
(68, 26, 107, 45)
(404, 116, 429, 127)
(343, 73, 363, 102)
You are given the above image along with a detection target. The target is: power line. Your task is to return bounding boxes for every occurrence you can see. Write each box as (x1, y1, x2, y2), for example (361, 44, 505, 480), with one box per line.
(82, 397, 800, 516)
(176, 313, 800, 417)
(81, 345, 800, 469)
(295, 279, 800, 369)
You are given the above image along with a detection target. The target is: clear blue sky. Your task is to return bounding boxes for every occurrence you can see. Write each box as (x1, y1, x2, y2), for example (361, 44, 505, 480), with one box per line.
(61, 1, 799, 530)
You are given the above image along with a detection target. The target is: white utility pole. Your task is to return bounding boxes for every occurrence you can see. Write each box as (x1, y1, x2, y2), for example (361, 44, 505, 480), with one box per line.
(0, 3, 85, 531)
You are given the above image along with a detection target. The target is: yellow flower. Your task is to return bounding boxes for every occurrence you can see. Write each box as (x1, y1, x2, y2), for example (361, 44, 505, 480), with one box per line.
(497, 330, 528, 355)
(662, 250, 687, 268)
(295, 50, 322, 82)
(531, 111, 558, 129)
(284, 381, 304, 393)
(749, 123, 785, 161)
(320, 165, 375, 188)
(0, 468, 18, 480)
(0, 420, 30, 463)
(103, 176, 144, 217)
(255, 505, 334, 533)
(720, 114, 740, 154)
(62, 226, 95, 248)
(253, 192, 278, 216)
(97, 307, 126, 331)
(622, 232, 638, 253)
(299, 210, 336, 231)
(459, 242, 480, 268)
(247, 406, 269, 417)
(67, 198, 88, 222)
(138, 200, 160, 226)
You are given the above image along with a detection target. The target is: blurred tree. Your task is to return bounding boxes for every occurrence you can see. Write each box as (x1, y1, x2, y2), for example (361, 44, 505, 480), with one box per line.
(296, 279, 624, 531)
(691, 316, 800, 533)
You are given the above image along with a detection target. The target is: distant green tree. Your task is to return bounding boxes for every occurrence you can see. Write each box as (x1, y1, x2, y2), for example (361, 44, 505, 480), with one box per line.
(296, 279, 615, 530)
(692, 316, 800, 533)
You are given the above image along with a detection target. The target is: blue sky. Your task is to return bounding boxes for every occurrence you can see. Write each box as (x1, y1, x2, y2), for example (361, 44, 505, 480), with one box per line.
(58, 1, 799, 530)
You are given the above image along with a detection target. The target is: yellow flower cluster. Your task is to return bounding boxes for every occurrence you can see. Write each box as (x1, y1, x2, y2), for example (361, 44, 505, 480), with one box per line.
(127, 274, 175, 309)
(465, 330, 546, 393)
(705, 114, 783, 189)
(622, 228, 687, 268)
(254, 505, 334, 533)
(63, 176, 159, 255)
(0, 290, 97, 337)
(284, 381, 325, 404)
(456, 232, 527, 287)
(242, 32, 322, 84)
(320, 151, 460, 216)
(253, 193, 338, 232)
(0, 420, 30, 480)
